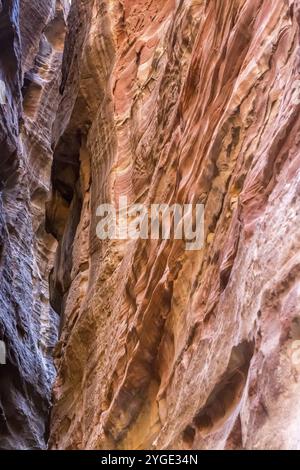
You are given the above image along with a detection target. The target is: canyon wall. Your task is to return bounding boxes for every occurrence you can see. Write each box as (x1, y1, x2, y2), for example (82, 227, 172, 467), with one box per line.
(48, 0, 300, 450)
(1, 0, 300, 451)
(0, 0, 69, 449)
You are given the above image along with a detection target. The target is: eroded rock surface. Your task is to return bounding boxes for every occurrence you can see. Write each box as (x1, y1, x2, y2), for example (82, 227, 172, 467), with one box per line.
(0, 0, 69, 450)
(1, 0, 300, 451)
(48, 0, 300, 450)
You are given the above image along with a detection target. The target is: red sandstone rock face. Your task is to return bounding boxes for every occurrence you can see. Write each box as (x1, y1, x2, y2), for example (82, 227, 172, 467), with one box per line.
(0, 0, 69, 450)
(1, 0, 300, 451)
(48, 0, 300, 450)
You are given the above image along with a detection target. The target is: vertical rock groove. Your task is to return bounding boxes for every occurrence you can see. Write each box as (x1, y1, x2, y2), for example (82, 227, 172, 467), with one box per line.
(1, 0, 300, 450)
(0, 0, 69, 449)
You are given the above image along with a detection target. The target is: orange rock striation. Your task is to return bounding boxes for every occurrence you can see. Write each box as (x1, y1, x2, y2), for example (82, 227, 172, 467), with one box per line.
(48, 0, 300, 450)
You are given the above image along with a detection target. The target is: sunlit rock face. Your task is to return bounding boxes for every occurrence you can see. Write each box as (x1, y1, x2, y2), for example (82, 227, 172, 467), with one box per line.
(0, 0, 68, 450)
(48, 0, 300, 450)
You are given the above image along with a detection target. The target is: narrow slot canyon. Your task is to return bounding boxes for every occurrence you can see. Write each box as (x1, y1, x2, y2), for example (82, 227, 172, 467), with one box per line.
(1, 0, 300, 452)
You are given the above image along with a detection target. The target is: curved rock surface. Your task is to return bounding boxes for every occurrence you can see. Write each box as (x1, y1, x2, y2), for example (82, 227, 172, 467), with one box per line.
(0, 0, 68, 450)
(48, 0, 300, 450)
(1, 0, 300, 451)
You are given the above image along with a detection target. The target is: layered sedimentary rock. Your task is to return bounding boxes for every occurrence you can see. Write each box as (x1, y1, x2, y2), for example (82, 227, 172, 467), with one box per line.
(48, 0, 300, 450)
(1, 0, 300, 451)
(0, 0, 69, 449)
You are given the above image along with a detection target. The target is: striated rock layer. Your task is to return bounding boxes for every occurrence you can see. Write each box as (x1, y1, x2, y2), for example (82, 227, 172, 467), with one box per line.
(1, 0, 300, 451)
(0, 0, 69, 450)
(48, 0, 300, 450)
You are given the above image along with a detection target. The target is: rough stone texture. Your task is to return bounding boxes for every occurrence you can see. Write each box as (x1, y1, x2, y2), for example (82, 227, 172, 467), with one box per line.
(48, 0, 300, 450)
(0, 0, 69, 450)
(1, 0, 300, 451)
